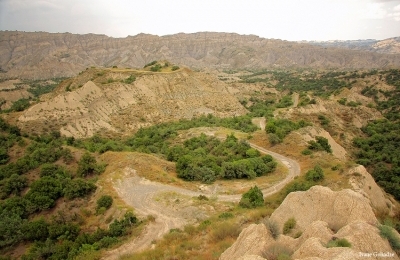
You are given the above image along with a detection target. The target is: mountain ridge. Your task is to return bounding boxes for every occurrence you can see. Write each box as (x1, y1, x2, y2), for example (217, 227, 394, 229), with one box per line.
(1, 31, 400, 79)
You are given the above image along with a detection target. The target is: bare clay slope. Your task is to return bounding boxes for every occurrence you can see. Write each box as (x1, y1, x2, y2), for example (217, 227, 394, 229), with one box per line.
(1, 31, 400, 79)
(17, 67, 247, 137)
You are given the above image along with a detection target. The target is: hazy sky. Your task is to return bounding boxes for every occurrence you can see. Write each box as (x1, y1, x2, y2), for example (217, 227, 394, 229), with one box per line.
(0, 0, 399, 41)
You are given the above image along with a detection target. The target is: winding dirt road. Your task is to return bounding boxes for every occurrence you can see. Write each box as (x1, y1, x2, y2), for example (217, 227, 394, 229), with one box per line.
(102, 142, 300, 259)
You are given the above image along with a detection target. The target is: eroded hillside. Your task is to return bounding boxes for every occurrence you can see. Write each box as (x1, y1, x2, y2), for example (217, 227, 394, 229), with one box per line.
(17, 65, 247, 137)
(1, 31, 400, 79)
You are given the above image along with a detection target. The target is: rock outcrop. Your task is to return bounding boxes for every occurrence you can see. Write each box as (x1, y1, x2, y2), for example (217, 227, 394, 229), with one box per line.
(347, 165, 393, 213)
(220, 186, 399, 260)
(1, 31, 400, 79)
(220, 224, 273, 260)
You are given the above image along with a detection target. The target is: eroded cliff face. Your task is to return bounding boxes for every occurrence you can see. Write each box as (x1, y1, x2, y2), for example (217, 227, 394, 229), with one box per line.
(17, 68, 247, 137)
(1, 31, 400, 79)
(220, 186, 399, 260)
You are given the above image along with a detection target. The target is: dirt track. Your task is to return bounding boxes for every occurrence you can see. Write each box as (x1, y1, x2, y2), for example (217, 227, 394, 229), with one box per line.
(102, 142, 300, 259)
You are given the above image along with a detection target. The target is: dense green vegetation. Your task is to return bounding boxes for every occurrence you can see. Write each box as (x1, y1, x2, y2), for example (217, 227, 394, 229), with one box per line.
(352, 69, 400, 201)
(239, 70, 348, 97)
(124, 114, 258, 154)
(0, 118, 142, 259)
(353, 120, 400, 200)
(171, 134, 276, 183)
(265, 118, 310, 144)
(26, 79, 65, 97)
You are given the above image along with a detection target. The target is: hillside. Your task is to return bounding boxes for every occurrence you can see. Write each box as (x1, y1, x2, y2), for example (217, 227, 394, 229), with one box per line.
(1, 31, 400, 79)
(16, 64, 247, 138)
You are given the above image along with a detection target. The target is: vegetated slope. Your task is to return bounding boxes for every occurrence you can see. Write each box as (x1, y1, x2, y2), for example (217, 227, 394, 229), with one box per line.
(306, 37, 400, 54)
(1, 31, 400, 79)
(17, 66, 247, 138)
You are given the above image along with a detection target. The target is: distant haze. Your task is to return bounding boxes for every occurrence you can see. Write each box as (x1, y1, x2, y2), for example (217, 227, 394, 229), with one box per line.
(0, 0, 400, 41)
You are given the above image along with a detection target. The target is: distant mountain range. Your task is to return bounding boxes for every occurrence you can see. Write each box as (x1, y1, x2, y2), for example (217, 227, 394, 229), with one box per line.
(1, 31, 400, 79)
(301, 37, 400, 54)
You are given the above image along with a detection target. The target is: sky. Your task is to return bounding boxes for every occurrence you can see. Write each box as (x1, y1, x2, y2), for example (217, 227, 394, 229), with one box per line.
(0, 0, 399, 41)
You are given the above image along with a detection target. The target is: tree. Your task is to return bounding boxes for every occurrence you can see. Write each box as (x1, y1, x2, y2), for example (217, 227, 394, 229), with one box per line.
(96, 195, 113, 210)
(305, 165, 324, 182)
(268, 133, 281, 145)
(0, 211, 24, 248)
(21, 218, 49, 241)
(64, 179, 96, 200)
(0, 147, 9, 165)
(239, 186, 264, 208)
(77, 152, 104, 177)
(4, 174, 28, 196)
(308, 136, 332, 153)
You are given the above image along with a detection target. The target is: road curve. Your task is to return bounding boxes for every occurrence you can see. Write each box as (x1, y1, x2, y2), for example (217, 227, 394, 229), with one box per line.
(102, 142, 301, 259)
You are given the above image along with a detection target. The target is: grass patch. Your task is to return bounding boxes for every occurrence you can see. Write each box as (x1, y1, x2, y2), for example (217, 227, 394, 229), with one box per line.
(283, 217, 296, 235)
(210, 221, 240, 242)
(326, 238, 352, 248)
(379, 225, 400, 251)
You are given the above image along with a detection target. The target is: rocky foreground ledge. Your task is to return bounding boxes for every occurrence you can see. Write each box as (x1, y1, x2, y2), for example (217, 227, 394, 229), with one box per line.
(220, 186, 399, 260)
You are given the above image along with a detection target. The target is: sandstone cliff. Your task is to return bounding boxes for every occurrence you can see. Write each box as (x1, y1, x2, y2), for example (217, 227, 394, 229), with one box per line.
(220, 186, 399, 260)
(1, 31, 400, 79)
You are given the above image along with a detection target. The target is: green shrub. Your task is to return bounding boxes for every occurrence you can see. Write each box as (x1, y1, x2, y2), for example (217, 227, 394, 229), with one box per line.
(172, 65, 180, 71)
(144, 61, 157, 68)
(338, 98, 347, 105)
(96, 195, 113, 210)
(109, 212, 138, 237)
(197, 195, 209, 200)
(77, 152, 105, 177)
(124, 75, 136, 84)
(305, 165, 324, 182)
(218, 212, 234, 219)
(239, 186, 264, 208)
(379, 225, 400, 250)
(301, 149, 312, 155)
(150, 64, 162, 72)
(285, 180, 312, 196)
(308, 136, 332, 153)
(283, 217, 296, 234)
(268, 133, 281, 145)
(326, 238, 352, 248)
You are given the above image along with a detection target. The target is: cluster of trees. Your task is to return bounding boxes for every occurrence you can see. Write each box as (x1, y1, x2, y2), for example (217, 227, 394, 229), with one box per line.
(0, 122, 116, 258)
(171, 134, 276, 183)
(26, 78, 64, 97)
(379, 70, 400, 120)
(125, 114, 258, 154)
(275, 95, 293, 108)
(266, 118, 310, 144)
(19, 212, 138, 260)
(353, 119, 400, 200)
(307, 136, 332, 153)
(298, 92, 316, 107)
